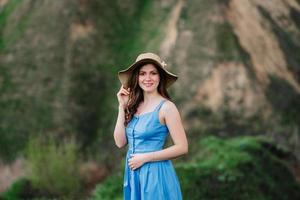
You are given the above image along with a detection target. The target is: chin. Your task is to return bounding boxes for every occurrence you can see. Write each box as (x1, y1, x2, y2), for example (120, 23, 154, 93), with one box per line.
(142, 86, 157, 93)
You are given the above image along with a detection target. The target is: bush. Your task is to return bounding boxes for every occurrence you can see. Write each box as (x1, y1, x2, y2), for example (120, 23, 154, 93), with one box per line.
(91, 135, 300, 200)
(25, 135, 82, 198)
(0, 178, 29, 200)
(177, 136, 300, 200)
(91, 172, 123, 200)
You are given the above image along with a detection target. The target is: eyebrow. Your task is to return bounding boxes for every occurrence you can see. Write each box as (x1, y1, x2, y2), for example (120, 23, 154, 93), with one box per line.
(139, 69, 158, 73)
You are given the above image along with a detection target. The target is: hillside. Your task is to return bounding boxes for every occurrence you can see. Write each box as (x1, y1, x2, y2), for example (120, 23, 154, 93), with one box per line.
(0, 0, 300, 197)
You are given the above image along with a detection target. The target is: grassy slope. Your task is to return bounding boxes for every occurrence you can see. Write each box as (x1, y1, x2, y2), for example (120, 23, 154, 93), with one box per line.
(0, 0, 174, 164)
(91, 136, 300, 200)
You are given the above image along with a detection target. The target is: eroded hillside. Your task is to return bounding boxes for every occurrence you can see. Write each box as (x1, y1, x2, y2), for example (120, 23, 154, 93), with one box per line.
(0, 0, 299, 187)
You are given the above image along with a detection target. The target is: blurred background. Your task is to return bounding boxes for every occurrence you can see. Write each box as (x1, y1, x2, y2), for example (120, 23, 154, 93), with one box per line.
(0, 0, 300, 199)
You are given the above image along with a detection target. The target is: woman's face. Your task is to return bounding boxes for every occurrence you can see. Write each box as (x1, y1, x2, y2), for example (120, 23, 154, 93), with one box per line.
(138, 63, 160, 93)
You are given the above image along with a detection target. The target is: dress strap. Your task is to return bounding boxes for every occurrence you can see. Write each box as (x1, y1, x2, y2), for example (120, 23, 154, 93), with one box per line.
(154, 99, 167, 112)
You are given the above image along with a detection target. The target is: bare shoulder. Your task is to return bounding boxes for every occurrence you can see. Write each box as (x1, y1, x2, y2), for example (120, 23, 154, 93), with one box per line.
(161, 99, 179, 116)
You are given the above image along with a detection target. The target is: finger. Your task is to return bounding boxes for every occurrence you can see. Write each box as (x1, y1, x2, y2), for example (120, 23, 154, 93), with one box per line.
(130, 154, 136, 158)
(120, 90, 129, 96)
(117, 89, 126, 95)
(120, 92, 128, 96)
(129, 162, 135, 168)
(123, 88, 130, 94)
(122, 85, 128, 91)
(121, 89, 129, 95)
(119, 86, 125, 93)
(118, 85, 129, 94)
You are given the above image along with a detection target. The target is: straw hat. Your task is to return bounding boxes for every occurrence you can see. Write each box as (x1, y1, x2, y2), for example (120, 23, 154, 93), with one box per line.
(118, 52, 178, 88)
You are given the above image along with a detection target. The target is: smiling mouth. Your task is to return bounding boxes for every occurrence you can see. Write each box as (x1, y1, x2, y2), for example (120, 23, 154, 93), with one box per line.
(144, 83, 154, 87)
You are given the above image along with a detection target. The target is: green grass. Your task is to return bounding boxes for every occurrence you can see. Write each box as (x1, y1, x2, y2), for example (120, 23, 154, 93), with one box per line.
(0, 178, 29, 200)
(0, 0, 24, 51)
(91, 135, 300, 200)
(91, 172, 123, 200)
(266, 75, 300, 126)
(215, 22, 241, 62)
(177, 135, 300, 200)
(0, 0, 34, 162)
(25, 136, 82, 198)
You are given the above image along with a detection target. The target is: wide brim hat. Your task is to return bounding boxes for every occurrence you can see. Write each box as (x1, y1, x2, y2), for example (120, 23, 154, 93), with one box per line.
(118, 52, 178, 89)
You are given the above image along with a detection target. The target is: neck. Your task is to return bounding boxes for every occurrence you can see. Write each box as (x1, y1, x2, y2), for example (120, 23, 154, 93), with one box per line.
(143, 90, 161, 104)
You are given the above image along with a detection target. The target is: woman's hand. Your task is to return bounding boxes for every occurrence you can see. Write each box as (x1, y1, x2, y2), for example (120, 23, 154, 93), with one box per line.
(117, 85, 130, 108)
(128, 153, 150, 170)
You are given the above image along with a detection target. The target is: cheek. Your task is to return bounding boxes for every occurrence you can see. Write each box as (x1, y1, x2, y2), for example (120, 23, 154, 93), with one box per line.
(154, 75, 160, 83)
(138, 75, 143, 83)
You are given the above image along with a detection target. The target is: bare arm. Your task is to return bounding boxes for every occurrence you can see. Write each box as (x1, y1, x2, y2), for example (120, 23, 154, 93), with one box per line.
(113, 86, 130, 148)
(147, 101, 188, 161)
(113, 105, 127, 148)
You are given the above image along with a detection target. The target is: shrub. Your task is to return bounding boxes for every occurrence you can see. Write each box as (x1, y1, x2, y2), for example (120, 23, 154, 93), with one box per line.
(25, 135, 82, 198)
(91, 135, 300, 200)
(177, 136, 300, 200)
(0, 178, 29, 200)
(91, 172, 123, 200)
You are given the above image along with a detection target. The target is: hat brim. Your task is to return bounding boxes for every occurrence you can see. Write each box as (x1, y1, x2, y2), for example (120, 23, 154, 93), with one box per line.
(118, 58, 178, 89)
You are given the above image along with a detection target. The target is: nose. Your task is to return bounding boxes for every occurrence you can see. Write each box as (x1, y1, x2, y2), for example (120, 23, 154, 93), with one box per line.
(145, 74, 151, 80)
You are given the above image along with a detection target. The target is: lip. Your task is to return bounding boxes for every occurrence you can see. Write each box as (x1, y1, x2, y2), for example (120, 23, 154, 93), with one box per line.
(143, 83, 154, 87)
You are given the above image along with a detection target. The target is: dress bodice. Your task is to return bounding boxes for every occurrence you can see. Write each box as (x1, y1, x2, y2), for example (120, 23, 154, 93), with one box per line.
(125, 99, 169, 154)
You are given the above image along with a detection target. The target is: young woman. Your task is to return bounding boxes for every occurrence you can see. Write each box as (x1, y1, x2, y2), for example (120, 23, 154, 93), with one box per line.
(114, 52, 188, 200)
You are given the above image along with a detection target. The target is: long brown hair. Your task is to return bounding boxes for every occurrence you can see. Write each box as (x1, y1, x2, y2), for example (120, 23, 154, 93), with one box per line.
(124, 63, 171, 126)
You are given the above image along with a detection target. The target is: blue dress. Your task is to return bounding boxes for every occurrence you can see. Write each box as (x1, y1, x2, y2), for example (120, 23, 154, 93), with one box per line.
(123, 99, 182, 200)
